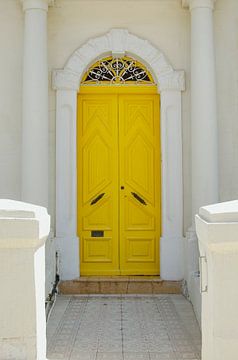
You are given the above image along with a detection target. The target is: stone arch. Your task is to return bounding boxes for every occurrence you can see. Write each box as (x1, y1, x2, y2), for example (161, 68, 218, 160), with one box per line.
(53, 29, 185, 281)
(53, 29, 185, 92)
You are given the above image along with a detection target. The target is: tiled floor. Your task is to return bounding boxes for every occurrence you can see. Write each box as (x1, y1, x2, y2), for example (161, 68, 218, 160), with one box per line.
(47, 295, 201, 360)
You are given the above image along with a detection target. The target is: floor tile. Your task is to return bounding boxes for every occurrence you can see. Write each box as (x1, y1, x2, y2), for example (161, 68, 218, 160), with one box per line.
(124, 352, 150, 360)
(70, 351, 97, 360)
(149, 352, 176, 360)
(47, 295, 201, 360)
(96, 352, 123, 360)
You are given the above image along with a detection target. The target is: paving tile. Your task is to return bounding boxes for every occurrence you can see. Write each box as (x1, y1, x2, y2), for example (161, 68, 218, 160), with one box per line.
(47, 295, 201, 360)
(96, 352, 123, 360)
(70, 351, 97, 360)
(149, 352, 176, 359)
(123, 352, 150, 360)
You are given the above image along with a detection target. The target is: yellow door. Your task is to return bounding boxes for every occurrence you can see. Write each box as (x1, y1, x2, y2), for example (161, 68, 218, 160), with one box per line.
(119, 95, 161, 275)
(77, 94, 120, 275)
(77, 89, 160, 275)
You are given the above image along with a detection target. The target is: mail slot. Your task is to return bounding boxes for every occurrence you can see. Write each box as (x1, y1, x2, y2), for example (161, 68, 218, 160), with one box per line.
(91, 230, 104, 237)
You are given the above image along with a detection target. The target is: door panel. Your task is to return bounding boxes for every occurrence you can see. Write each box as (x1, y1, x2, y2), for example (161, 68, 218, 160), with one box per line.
(77, 95, 120, 275)
(119, 95, 160, 274)
(77, 92, 160, 275)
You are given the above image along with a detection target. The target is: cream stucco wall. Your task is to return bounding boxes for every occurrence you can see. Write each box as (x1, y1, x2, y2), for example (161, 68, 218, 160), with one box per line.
(0, 0, 238, 294)
(0, 1, 23, 201)
(48, 0, 191, 233)
(214, 0, 238, 202)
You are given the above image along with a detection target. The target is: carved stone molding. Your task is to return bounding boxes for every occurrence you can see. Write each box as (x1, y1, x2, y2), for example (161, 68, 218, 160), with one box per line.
(159, 71, 185, 92)
(21, 0, 53, 11)
(54, 29, 185, 281)
(52, 29, 185, 92)
(52, 70, 79, 91)
(182, 0, 216, 10)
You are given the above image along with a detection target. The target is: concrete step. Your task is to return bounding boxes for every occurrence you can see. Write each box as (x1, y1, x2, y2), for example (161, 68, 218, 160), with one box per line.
(59, 276, 182, 295)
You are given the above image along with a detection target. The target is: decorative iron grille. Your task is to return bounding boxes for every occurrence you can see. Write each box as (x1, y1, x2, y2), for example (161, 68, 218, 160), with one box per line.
(81, 56, 155, 85)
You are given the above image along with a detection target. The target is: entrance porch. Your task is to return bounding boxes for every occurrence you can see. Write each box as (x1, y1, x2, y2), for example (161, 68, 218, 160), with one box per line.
(47, 295, 201, 360)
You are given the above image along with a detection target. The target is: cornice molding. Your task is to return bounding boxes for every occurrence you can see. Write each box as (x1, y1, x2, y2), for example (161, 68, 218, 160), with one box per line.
(52, 29, 185, 92)
(21, 0, 54, 11)
(182, 0, 216, 10)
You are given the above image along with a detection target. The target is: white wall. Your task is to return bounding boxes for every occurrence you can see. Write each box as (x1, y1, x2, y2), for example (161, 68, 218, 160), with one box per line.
(0, 0, 56, 298)
(184, 0, 238, 322)
(0, 1, 23, 201)
(215, 0, 238, 202)
(0, 0, 238, 296)
(48, 0, 191, 233)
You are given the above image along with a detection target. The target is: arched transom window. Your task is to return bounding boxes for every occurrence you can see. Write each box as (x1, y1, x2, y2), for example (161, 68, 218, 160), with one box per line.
(81, 56, 155, 85)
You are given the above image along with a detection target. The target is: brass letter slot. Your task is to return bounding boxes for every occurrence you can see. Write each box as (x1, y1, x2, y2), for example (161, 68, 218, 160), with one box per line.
(91, 230, 104, 237)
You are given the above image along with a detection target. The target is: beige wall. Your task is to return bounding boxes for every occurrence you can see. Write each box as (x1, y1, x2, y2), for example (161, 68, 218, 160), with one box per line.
(215, 0, 238, 201)
(0, 0, 238, 235)
(0, 0, 23, 201)
(48, 0, 191, 232)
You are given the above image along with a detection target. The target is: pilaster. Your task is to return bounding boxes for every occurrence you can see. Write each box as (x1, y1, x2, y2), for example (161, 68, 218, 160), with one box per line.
(184, 0, 219, 223)
(21, 0, 50, 207)
(182, 0, 216, 10)
(21, 0, 53, 11)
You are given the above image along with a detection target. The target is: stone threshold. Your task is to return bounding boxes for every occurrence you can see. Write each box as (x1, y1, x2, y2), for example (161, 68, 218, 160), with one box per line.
(59, 276, 182, 295)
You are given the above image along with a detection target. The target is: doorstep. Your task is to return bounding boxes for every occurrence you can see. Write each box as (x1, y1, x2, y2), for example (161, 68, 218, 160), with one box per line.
(58, 276, 182, 295)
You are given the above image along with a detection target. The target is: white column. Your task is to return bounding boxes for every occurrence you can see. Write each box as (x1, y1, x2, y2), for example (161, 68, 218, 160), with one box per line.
(21, 0, 50, 207)
(160, 89, 184, 280)
(189, 0, 219, 220)
(55, 89, 79, 280)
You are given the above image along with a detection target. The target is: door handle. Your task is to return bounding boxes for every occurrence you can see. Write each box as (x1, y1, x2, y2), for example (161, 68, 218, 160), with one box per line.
(90, 193, 105, 205)
(131, 192, 147, 205)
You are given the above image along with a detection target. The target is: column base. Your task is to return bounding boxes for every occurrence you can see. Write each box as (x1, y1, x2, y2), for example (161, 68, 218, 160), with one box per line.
(56, 236, 79, 280)
(184, 227, 201, 325)
(160, 235, 185, 281)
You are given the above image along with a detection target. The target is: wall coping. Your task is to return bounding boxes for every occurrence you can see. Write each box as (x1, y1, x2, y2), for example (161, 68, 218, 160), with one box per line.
(199, 200, 238, 223)
(0, 199, 50, 248)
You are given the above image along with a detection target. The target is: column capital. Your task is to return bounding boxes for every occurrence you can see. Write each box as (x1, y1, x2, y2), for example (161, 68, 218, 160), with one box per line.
(182, 0, 216, 10)
(21, 0, 54, 12)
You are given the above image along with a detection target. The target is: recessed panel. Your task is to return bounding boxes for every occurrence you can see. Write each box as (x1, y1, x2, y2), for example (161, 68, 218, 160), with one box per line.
(125, 197, 155, 231)
(126, 237, 155, 262)
(83, 197, 112, 230)
(125, 102, 154, 135)
(83, 237, 112, 263)
(126, 133, 155, 202)
(83, 134, 111, 203)
(83, 102, 112, 135)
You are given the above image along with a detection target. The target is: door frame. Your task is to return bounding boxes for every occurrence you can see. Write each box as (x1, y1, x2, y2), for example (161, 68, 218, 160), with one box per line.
(53, 29, 185, 281)
(78, 85, 161, 275)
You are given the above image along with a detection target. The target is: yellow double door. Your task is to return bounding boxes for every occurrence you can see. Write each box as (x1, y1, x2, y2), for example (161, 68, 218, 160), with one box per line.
(77, 89, 161, 275)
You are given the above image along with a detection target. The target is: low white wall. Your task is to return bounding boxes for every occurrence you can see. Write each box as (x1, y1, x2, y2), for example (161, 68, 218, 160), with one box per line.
(184, 229, 201, 325)
(45, 233, 57, 298)
(0, 200, 50, 360)
(196, 200, 238, 360)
